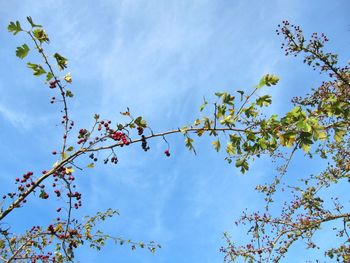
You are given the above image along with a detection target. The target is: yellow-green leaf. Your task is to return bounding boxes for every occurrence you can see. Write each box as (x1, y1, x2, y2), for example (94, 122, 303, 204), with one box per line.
(226, 142, 236, 155)
(193, 119, 201, 126)
(64, 73, 72, 83)
(67, 146, 74, 152)
(66, 167, 74, 174)
(61, 152, 67, 159)
(212, 139, 221, 152)
(301, 143, 311, 153)
(181, 126, 188, 134)
(334, 129, 346, 142)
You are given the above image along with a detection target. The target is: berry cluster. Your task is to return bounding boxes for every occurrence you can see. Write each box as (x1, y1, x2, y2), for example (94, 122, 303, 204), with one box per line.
(54, 189, 61, 197)
(24, 226, 57, 262)
(46, 223, 81, 260)
(277, 20, 305, 56)
(137, 126, 144, 135)
(31, 253, 55, 263)
(103, 155, 118, 165)
(39, 190, 49, 199)
(277, 20, 337, 74)
(67, 191, 82, 209)
(93, 119, 131, 146)
(141, 135, 150, 151)
(110, 156, 118, 164)
(49, 79, 59, 89)
(51, 166, 82, 210)
(89, 153, 98, 162)
(62, 116, 74, 130)
(77, 128, 89, 144)
(98, 120, 111, 131)
(2, 171, 36, 202)
(109, 130, 129, 145)
(47, 222, 80, 240)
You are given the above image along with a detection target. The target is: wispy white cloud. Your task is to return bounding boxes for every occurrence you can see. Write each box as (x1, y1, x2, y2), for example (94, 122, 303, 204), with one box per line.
(0, 103, 33, 130)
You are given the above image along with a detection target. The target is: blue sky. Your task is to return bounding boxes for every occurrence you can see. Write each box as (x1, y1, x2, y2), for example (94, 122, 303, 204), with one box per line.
(0, 1, 349, 262)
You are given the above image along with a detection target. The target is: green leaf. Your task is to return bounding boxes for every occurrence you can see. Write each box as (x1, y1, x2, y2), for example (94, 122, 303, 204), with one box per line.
(64, 73, 72, 83)
(279, 133, 296, 147)
(61, 152, 67, 159)
(235, 159, 244, 167)
(53, 53, 68, 70)
(181, 126, 188, 134)
(222, 93, 235, 105)
(46, 72, 54, 81)
(203, 117, 212, 129)
(87, 163, 95, 168)
(0, 239, 5, 249)
(264, 74, 279, 86)
(256, 95, 272, 107)
(226, 142, 236, 155)
(27, 62, 46, 76)
(288, 106, 302, 118)
(312, 128, 327, 141)
(216, 104, 226, 119)
(27, 62, 37, 69)
(256, 74, 279, 88)
(296, 119, 312, 132)
(317, 131, 327, 141)
(26, 16, 42, 28)
(67, 146, 74, 152)
(212, 139, 221, 152)
(236, 90, 244, 101)
(16, 44, 30, 59)
(8, 21, 22, 35)
(66, 90, 74, 97)
(185, 137, 193, 148)
(33, 28, 49, 43)
(235, 159, 249, 173)
(195, 129, 205, 136)
(199, 98, 208, 112)
(301, 143, 311, 153)
(225, 157, 232, 164)
(134, 116, 147, 127)
(244, 105, 258, 118)
(193, 119, 201, 126)
(334, 129, 346, 142)
(257, 138, 267, 150)
(215, 92, 224, 98)
(220, 115, 235, 126)
(185, 137, 196, 154)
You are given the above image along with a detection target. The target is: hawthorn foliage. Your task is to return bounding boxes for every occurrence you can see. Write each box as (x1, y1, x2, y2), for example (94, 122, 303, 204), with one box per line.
(0, 17, 349, 262)
(221, 21, 350, 262)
